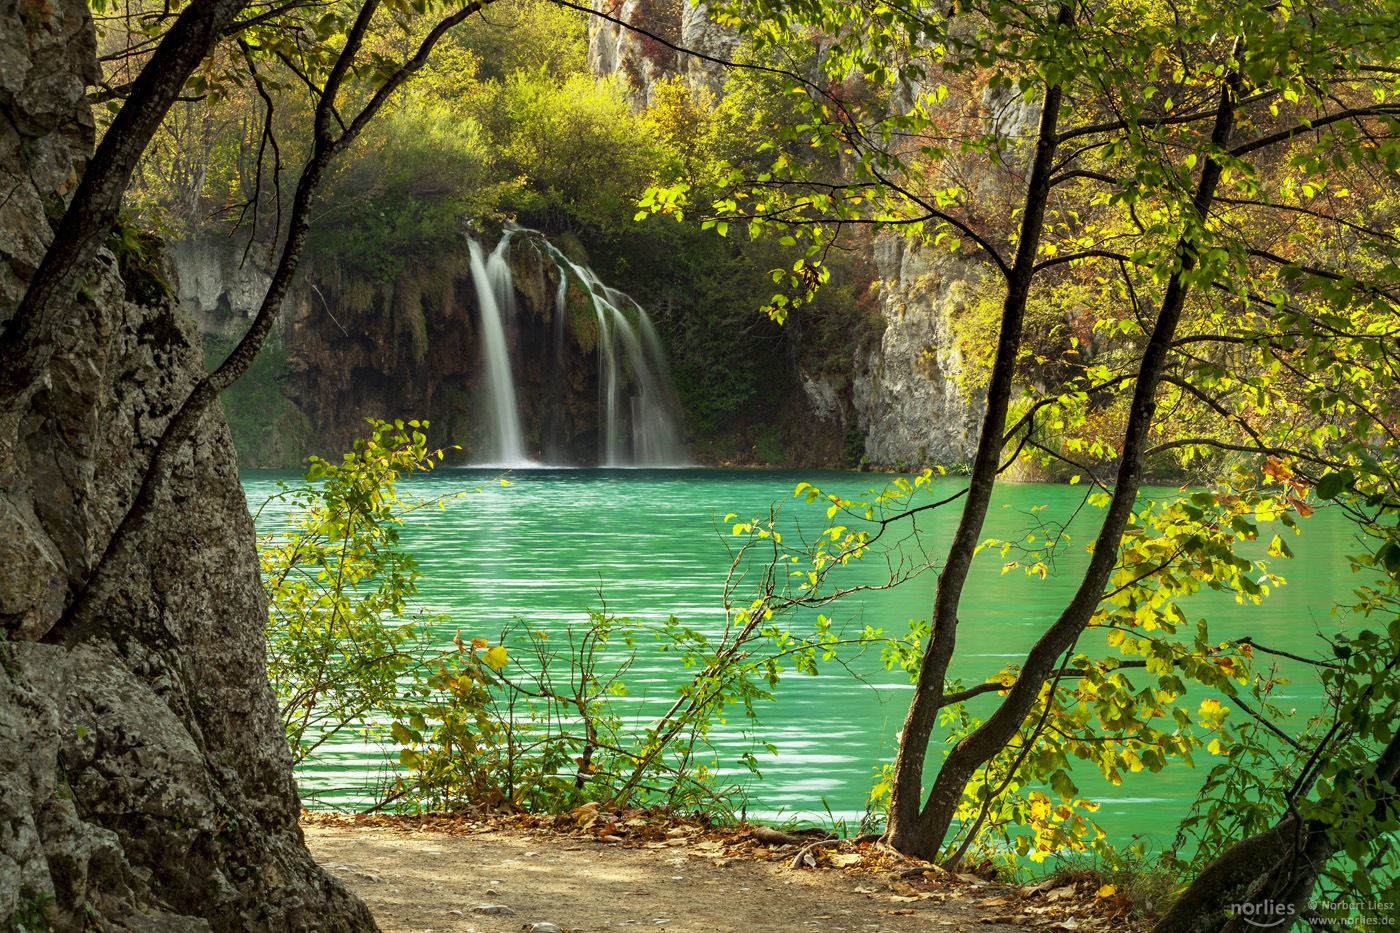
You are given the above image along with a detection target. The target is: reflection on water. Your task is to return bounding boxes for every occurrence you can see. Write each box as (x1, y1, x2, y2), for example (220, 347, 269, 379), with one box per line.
(244, 467, 1355, 848)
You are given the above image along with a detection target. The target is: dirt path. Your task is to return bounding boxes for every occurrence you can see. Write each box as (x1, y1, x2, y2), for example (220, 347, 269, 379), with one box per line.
(303, 820, 1115, 933)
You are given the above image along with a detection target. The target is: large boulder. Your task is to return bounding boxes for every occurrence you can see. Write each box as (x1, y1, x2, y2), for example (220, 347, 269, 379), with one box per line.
(0, 1, 377, 930)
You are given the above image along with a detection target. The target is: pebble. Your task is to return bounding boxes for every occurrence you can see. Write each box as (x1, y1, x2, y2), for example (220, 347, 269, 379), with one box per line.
(526, 924, 562, 933)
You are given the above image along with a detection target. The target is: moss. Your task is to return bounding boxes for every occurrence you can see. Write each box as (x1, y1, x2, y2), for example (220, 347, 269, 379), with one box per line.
(42, 192, 65, 231)
(567, 284, 599, 353)
(843, 429, 867, 467)
(203, 333, 307, 467)
(755, 424, 787, 464)
(107, 218, 171, 306)
(395, 277, 428, 364)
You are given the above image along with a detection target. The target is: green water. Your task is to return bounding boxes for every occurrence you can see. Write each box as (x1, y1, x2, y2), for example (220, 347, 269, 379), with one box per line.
(243, 467, 1358, 849)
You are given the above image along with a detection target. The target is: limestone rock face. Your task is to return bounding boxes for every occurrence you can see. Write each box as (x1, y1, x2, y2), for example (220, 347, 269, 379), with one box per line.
(0, 3, 376, 931)
(852, 236, 983, 468)
(675, 2, 741, 100)
(586, 0, 675, 109)
(170, 234, 605, 465)
(586, 0, 738, 107)
(167, 237, 279, 337)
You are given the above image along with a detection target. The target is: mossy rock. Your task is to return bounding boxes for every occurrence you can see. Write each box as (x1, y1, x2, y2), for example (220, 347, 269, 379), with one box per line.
(567, 282, 599, 354)
(554, 231, 591, 267)
(107, 219, 171, 306)
(136, 307, 188, 353)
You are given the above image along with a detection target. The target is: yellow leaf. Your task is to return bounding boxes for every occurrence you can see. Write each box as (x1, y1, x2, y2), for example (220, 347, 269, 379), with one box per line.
(471, 637, 489, 649)
(499, 478, 512, 486)
(1096, 884, 1118, 899)
(483, 646, 509, 671)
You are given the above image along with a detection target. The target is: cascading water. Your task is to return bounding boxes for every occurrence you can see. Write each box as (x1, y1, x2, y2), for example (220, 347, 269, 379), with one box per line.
(466, 239, 529, 465)
(472, 226, 686, 466)
(533, 238, 686, 466)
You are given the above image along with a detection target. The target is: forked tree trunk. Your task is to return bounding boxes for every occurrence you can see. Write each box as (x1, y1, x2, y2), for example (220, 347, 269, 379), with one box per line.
(0, 0, 250, 408)
(888, 38, 1245, 861)
(884, 2, 1073, 858)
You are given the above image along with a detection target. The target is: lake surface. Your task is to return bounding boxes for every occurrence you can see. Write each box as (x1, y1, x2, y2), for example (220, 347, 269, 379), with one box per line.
(243, 466, 1358, 851)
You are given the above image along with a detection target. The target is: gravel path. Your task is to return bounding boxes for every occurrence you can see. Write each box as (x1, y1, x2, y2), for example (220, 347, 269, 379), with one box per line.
(303, 823, 1029, 933)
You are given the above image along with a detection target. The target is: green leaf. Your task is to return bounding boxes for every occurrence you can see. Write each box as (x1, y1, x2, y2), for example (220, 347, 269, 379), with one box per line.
(1316, 470, 1353, 500)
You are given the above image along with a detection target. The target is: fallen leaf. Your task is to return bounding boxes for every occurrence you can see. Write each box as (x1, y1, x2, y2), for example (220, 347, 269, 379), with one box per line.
(1046, 884, 1076, 902)
(877, 909, 916, 915)
(829, 853, 864, 868)
(1095, 884, 1117, 899)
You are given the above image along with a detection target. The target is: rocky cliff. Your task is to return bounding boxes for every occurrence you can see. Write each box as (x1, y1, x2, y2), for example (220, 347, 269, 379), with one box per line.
(587, 0, 741, 108)
(0, 2, 376, 930)
(848, 236, 981, 468)
(171, 234, 612, 466)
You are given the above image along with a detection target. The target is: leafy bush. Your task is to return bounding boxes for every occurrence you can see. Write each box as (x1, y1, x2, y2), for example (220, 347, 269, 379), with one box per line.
(260, 419, 464, 765)
(309, 101, 502, 282)
(261, 422, 789, 814)
(482, 72, 662, 236)
(451, 0, 588, 83)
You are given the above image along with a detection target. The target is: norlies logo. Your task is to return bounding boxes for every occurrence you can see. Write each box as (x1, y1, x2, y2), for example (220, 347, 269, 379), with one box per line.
(1231, 900, 1398, 928)
(1230, 902, 1296, 928)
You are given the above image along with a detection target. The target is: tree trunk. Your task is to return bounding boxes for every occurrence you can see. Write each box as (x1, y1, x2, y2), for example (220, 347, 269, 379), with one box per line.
(1154, 681, 1400, 933)
(891, 40, 1244, 861)
(0, 0, 250, 409)
(883, 4, 1074, 861)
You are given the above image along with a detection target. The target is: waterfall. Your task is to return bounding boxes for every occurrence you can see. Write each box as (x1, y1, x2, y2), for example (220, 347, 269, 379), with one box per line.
(541, 246, 686, 466)
(466, 239, 529, 465)
(470, 227, 687, 466)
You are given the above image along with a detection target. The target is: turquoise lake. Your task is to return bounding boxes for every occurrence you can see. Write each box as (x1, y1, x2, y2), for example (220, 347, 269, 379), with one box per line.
(242, 467, 1358, 851)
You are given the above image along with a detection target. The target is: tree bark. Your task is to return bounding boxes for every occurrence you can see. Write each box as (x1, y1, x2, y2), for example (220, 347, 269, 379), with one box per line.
(0, 0, 250, 409)
(891, 40, 1245, 861)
